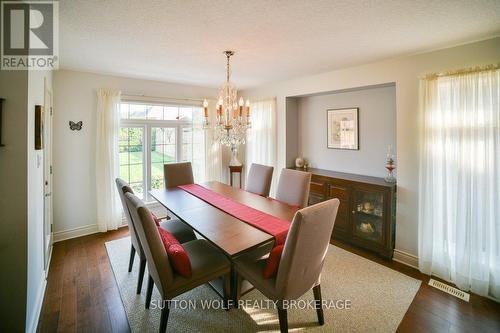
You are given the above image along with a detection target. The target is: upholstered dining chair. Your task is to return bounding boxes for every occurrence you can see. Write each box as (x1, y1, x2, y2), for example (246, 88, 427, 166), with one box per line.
(245, 163, 274, 197)
(115, 178, 196, 294)
(233, 199, 340, 333)
(275, 168, 312, 208)
(163, 162, 194, 188)
(124, 192, 231, 333)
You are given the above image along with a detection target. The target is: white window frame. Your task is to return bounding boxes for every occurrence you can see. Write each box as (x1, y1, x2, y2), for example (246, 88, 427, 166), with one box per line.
(119, 99, 201, 202)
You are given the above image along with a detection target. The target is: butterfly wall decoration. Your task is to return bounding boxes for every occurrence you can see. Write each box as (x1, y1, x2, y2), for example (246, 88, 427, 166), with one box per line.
(69, 121, 83, 131)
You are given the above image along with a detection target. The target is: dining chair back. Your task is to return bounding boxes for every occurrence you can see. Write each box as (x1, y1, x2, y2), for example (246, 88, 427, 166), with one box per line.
(276, 198, 340, 300)
(245, 163, 274, 197)
(125, 192, 231, 333)
(116, 178, 145, 263)
(275, 168, 311, 208)
(163, 162, 194, 188)
(125, 192, 174, 298)
(233, 198, 339, 333)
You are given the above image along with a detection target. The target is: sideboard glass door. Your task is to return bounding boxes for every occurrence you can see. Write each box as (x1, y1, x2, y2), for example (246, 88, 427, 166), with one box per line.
(352, 189, 385, 244)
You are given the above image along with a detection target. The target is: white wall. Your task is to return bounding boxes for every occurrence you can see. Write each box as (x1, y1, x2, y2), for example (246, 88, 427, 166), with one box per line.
(53, 70, 217, 238)
(26, 69, 53, 333)
(296, 84, 396, 177)
(0, 70, 29, 332)
(242, 37, 500, 259)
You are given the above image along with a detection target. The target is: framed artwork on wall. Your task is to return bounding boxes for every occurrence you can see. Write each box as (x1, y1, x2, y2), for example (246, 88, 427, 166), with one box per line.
(327, 107, 359, 150)
(35, 105, 44, 150)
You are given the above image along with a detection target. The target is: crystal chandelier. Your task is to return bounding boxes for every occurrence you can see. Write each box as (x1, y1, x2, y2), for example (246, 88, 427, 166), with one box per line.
(203, 50, 251, 166)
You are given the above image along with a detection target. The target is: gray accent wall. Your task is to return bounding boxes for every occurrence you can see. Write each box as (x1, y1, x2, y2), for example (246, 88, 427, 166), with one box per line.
(295, 84, 396, 178)
(0, 70, 29, 332)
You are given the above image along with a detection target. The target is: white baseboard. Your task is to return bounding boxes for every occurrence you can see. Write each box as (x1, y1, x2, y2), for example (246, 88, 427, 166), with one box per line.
(393, 249, 419, 269)
(53, 223, 128, 243)
(26, 271, 47, 333)
(53, 224, 99, 243)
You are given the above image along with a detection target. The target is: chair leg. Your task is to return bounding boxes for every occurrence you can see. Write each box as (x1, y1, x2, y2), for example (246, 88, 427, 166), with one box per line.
(313, 284, 324, 325)
(159, 301, 170, 333)
(277, 301, 288, 333)
(145, 275, 154, 309)
(128, 245, 136, 272)
(137, 259, 146, 294)
(223, 272, 231, 310)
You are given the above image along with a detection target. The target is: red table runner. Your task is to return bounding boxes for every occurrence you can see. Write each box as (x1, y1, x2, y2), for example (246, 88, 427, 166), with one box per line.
(178, 184, 290, 245)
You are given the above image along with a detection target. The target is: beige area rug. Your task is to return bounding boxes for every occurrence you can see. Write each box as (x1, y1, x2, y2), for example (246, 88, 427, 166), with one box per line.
(105, 237, 420, 333)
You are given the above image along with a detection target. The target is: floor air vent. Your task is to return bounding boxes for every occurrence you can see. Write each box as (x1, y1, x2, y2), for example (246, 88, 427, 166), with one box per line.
(428, 278, 470, 302)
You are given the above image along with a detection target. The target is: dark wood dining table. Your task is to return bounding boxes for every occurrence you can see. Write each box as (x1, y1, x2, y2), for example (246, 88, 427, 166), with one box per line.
(149, 181, 298, 297)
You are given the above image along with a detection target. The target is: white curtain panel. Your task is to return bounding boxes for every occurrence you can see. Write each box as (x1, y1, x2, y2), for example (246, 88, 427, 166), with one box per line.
(418, 68, 500, 299)
(96, 88, 122, 232)
(205, 99, 223, 182)
(245, 98, 277, 194)
(192, 99, 222, 182)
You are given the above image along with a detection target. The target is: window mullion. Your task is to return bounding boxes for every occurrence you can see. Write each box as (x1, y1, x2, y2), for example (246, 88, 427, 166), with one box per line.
(145, 124, 151, 201)
(177, 125, 182, 162)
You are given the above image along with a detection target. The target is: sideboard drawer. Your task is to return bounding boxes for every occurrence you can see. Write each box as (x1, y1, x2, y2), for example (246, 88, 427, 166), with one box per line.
(310, 181, 325, 195)
(327, 184, 349, 201)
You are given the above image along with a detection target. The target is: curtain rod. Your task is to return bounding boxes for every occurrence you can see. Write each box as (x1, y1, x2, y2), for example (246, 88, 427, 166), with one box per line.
(420, 62, 500, 80)
(121, 93, 205, 103)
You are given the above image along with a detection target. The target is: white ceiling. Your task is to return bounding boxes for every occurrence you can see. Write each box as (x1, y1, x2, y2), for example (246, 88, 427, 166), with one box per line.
(59, 0, 500, 88)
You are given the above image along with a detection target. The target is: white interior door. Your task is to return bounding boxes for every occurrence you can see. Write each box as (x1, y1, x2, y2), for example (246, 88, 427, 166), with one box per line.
(43, 82, 53, 271)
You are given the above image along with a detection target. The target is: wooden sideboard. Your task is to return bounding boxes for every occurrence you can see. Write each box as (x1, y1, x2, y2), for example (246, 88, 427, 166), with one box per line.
(291, 167, 396, 259)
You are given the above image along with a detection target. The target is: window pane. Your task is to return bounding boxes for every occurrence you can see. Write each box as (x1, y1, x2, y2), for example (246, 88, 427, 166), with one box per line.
(151, 127, 176, 192)
(119, 127, 129, 142)
(182, 127, 193, 144)
(192, 107, 204, 123)
(151, 163, 164, 189)
(152, 127, 166, 145)
(179, 107, 192, 120)
(129, 150, 143, 164)
(120, 103, 129, 119)
(128, 128, 143, 145)
(129, 104, 147, 119)
(129, 164, 143, 183)
(182, 144, 192, 162)
(164, 106, 178, 120)
(119, 151, 129, 166)
(182, 127, 193, 162)
(164, 128, 176, 144)
(151, 144, 164, 163)
(130, 183, 144, 197)
(119, 165, 129, 182)
(147, 105, 163, 120)
(164, 144, 176, 163)
(119, 127, 144, 199)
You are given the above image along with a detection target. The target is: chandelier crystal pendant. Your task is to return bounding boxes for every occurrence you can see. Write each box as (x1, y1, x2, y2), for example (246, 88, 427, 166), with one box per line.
(203, 50, 251, 167)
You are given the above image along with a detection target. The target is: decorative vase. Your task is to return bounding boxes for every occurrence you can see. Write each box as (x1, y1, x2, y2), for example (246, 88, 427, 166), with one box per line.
(229, 144, 242, 166)
(384, 145, 396, 183)
(295, 157, 305, 168)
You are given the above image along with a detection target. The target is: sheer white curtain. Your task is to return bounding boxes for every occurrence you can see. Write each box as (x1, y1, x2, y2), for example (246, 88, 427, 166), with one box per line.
(245, 98, 277, 194)
(199, 100, 223, 182)
(96, 88, 122, 232)
(418, 67, 500, 299)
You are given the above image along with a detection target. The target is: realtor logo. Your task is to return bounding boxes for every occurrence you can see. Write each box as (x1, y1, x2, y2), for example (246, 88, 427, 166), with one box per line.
(1, 0, 59, 70)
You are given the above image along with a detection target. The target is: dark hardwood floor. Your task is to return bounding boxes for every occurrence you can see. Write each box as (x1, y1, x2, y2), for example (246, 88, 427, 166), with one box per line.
(37, 228, 500, 333)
